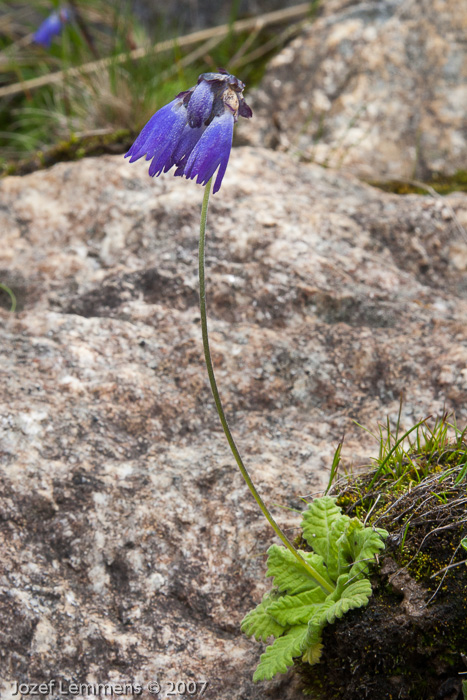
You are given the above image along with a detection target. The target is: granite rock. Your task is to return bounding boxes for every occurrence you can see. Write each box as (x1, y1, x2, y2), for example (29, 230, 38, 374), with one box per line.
(238, 0, 467, 180)
(0, 149, 466, 698)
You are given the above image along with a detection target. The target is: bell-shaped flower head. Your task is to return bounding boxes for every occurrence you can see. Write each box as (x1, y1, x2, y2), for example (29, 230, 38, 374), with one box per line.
(125, 70, 252, 194)
(33, 7, 70, 48)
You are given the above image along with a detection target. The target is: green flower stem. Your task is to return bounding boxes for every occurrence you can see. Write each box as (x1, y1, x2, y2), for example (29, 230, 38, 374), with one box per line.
(198, 179, 334, 595)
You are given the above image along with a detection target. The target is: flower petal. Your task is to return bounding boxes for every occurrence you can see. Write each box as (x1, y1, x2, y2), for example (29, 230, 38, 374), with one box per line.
(239, 99, 253, 119)
(125, 70, 251, 192)
(186, 80, 214, 129)
(183, 111, 234, 194)
(33, 12, 62, 47)
(124, 99, 187, 174)
(146, 114, 188, 177)
(164, 124, 205, 173)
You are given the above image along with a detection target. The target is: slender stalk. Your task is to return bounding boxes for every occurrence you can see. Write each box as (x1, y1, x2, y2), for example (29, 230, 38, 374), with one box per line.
(198, 179, 334, 594)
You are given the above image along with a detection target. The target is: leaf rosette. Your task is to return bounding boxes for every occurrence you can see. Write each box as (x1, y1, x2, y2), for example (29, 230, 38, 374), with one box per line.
(241, 496, 388, 681)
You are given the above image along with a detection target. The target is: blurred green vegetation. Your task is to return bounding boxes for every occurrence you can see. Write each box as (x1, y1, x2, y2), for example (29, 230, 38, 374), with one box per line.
(368, 171, 467, 196)
(0, 0, 316, 174)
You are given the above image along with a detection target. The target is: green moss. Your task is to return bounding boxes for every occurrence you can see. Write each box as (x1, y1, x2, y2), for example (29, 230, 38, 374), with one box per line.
(0, 129, 133, 177)
(368, 170, 467, 195)
(299, 418, 467, 699)
(398, 549, 442, 582)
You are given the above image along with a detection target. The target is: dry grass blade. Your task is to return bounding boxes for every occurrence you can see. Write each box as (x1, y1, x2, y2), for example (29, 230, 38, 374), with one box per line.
(227, 20, 264, 69)
(0, 3, 313, 99)
(231, 18, 309, 70)
(158, 35, 225, 82)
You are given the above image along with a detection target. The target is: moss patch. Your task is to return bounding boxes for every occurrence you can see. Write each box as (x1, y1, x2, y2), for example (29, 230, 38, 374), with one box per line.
(299, 433, 467, 700)
(0, 129, 133, 177)
(367, 170, 467, 195)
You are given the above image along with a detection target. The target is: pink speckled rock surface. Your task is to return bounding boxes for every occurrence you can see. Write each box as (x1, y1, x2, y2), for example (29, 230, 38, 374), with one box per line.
(0, 148, 466, 698)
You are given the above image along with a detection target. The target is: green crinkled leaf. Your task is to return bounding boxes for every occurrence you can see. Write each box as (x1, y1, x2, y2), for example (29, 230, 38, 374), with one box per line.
(334, 517, 364, 575)
(301, 637, 324, 665)
(241, 591, 287, 641)
(300, 575, 372, 667)
(302, 605, 328, 658)
(333, 518, 388, 579)
(317, 575, 372, 626)
(301, 621, 324, 665)
(300, 496, 343, 563)
(327, 514, 353, 579)
(346, 525, 388, 579)
(266, 544, 333, 595)
(328, 573, 350, 599)
(376, 527, 389, 539)
(267, 587, 327, 626)
(253, 624, 308, 681)
(244, 497, 388, 682)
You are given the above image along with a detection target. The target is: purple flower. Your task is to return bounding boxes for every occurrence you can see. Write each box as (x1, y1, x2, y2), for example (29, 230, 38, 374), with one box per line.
(33, 8, 70, 48)
(125, 70, 252, 194)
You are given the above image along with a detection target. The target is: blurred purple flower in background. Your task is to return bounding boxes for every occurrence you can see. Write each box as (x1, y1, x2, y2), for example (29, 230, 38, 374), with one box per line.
(33, 7, 70, 48)
(125, 70, 252, 194)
